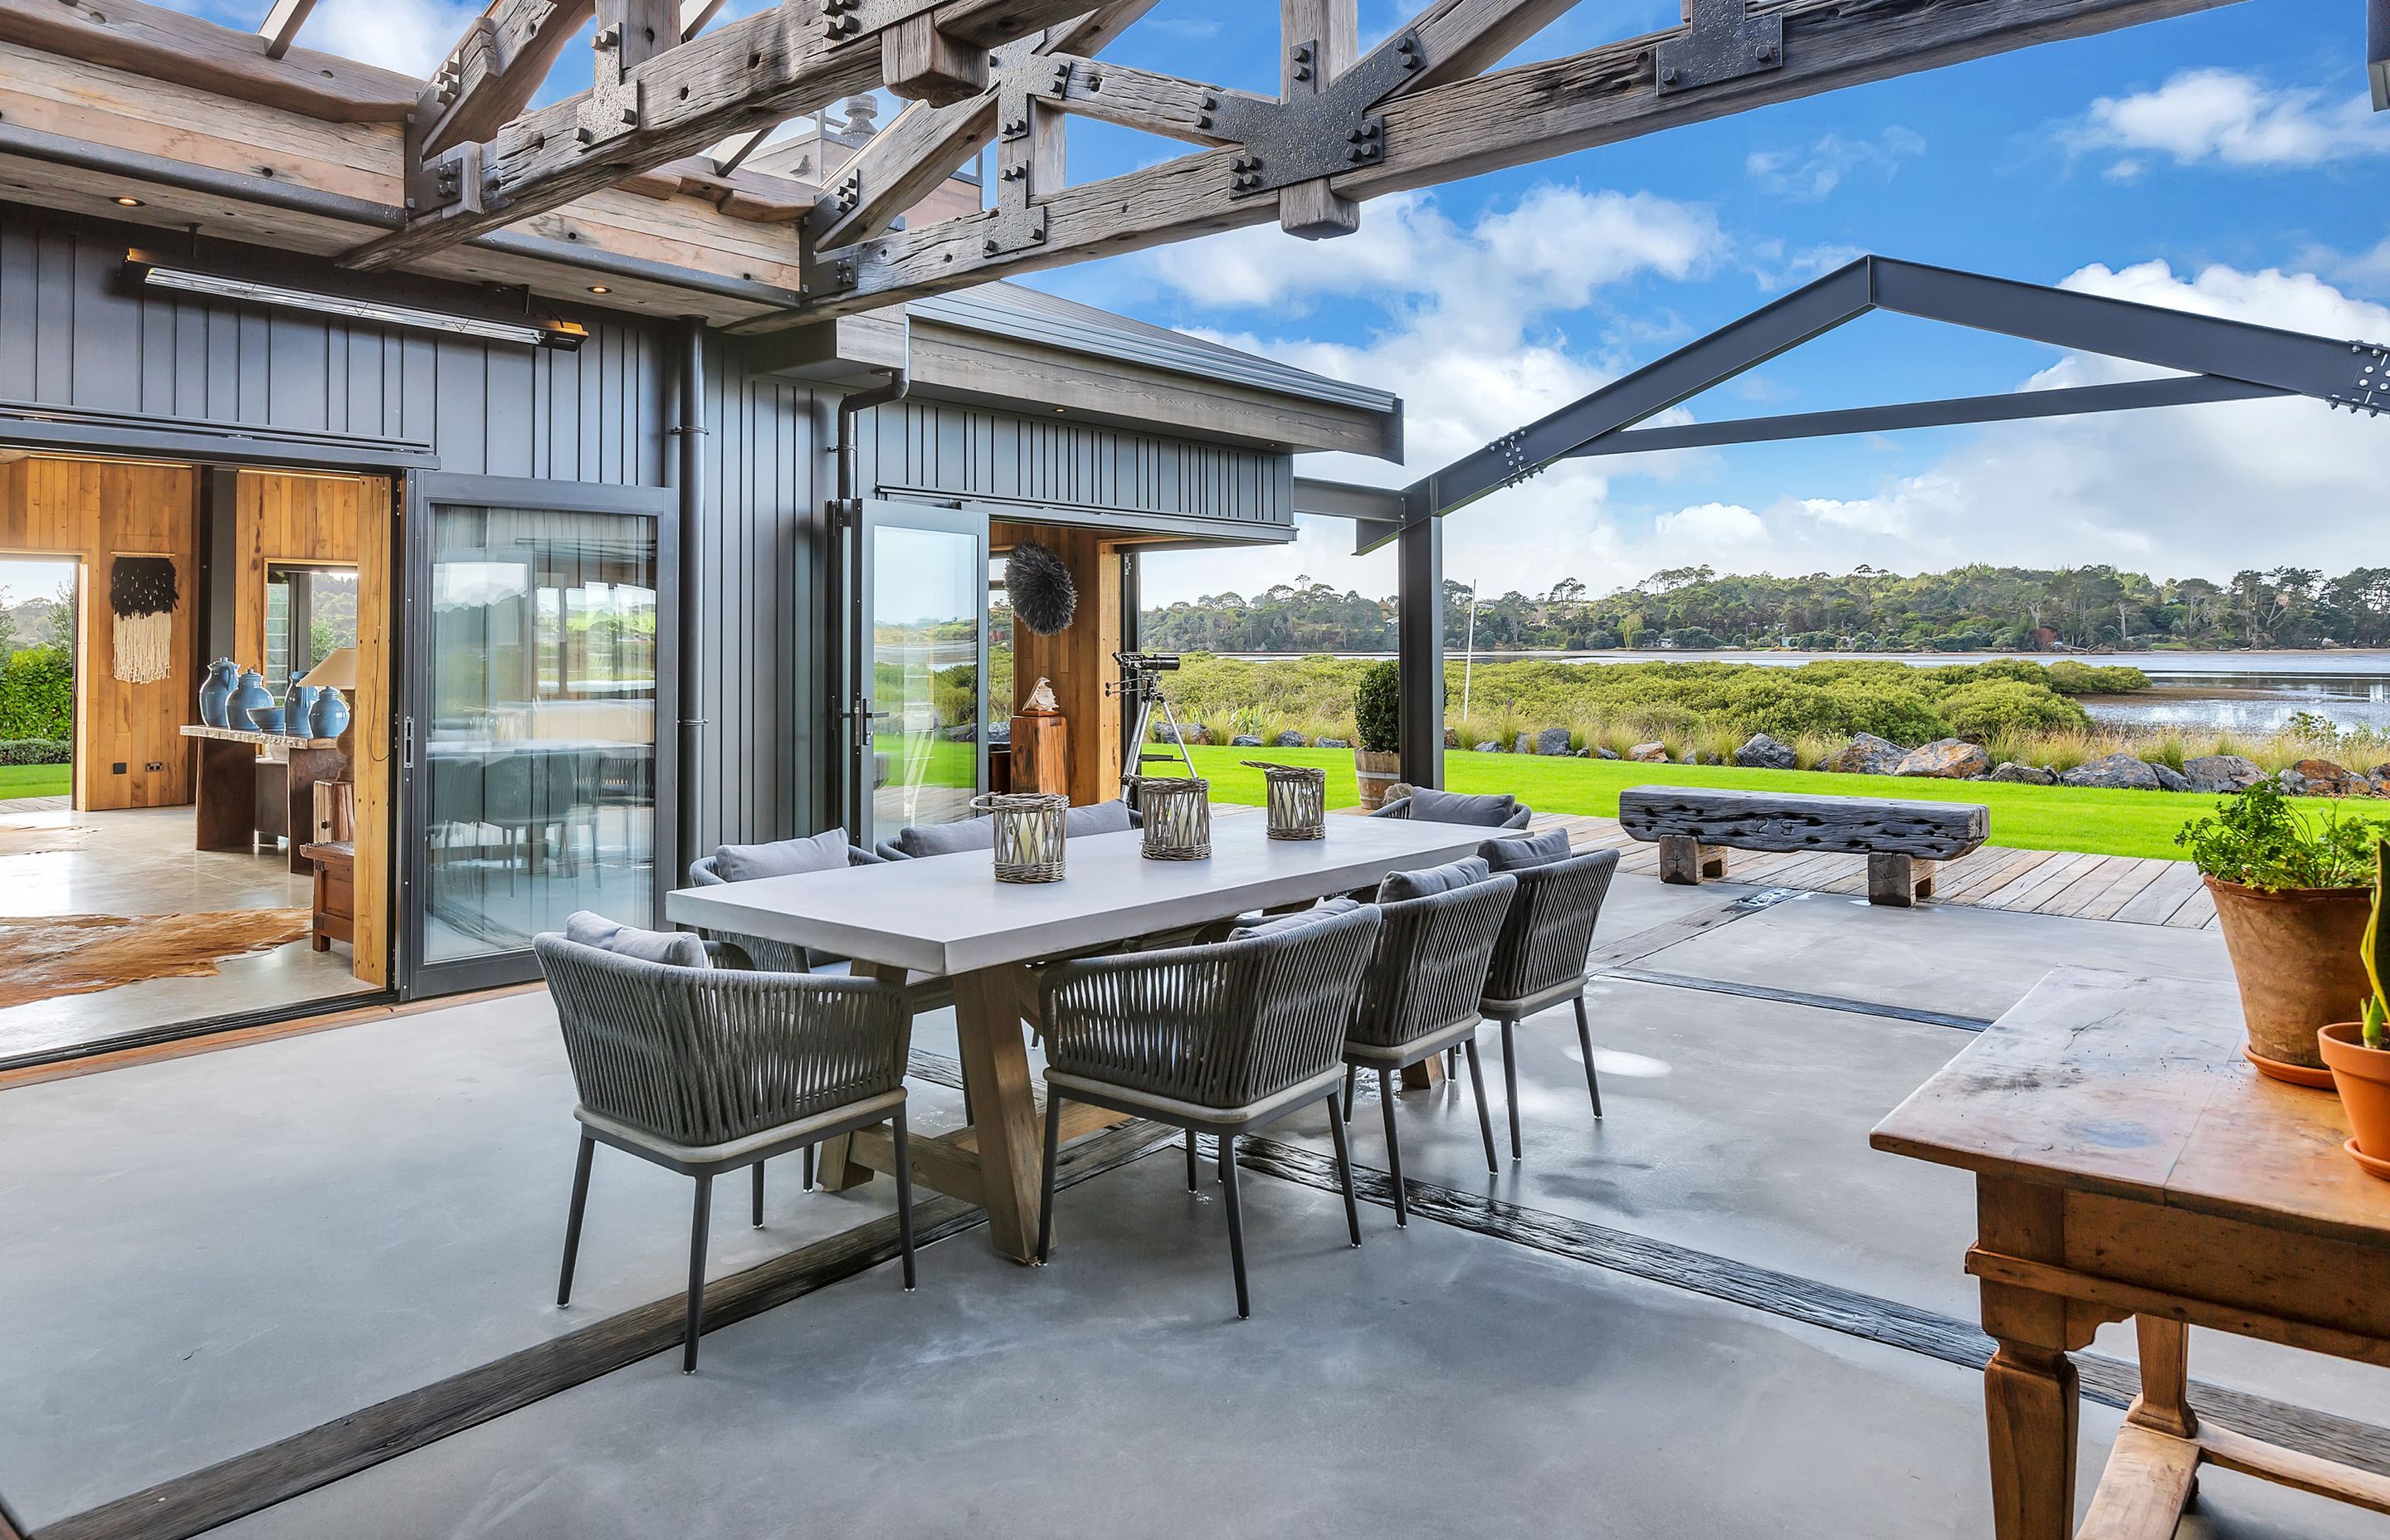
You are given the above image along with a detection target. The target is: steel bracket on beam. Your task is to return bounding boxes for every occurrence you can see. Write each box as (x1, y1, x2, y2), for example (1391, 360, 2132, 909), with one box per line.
(2329, 341, 2389, 416)
(1211, 31, 1422, 199)
(821, 0, 944, 45)
(1654, 0, 1783, 95)
(570, 24, 642, 153)
(406, 140, 486, 218)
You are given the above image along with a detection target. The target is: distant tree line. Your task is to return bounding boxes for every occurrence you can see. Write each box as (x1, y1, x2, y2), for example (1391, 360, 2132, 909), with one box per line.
(1136, 564, 2390, 655)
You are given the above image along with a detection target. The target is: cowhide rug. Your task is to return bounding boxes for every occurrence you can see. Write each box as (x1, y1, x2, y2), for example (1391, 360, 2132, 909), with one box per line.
(0, 823, 97, 858)
(0, 909, 314, 1011)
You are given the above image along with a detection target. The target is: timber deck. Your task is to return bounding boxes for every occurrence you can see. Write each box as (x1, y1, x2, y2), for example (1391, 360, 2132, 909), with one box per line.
(1533, 812, 2218, 929)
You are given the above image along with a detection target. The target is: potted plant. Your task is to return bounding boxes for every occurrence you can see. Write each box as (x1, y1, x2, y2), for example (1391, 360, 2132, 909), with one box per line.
(2319, 839, 2390, 1175)
(2177, 782, 2381, 1080)
(1353, 660, 1402, 811)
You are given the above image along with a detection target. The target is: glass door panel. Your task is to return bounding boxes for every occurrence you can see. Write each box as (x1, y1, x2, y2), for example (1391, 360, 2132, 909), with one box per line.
(859, 504, 985, 847)
(416, 503, 660, 976)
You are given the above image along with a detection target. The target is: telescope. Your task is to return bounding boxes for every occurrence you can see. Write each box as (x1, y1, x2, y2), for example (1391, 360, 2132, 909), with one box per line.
(1114, 650, 1182, 673)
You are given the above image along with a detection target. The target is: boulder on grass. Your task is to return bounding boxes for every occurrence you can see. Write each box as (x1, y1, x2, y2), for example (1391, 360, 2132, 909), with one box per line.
(1626, 742, 1669, 763)
(1443, 727, 1460, 749)
(1229, 734, 1263, 748)
(1893, 738, 1990, 779)
(2150, 761, 2192, 792)
(1593, 746, 1621, 760)
(2280, 758, 2362, 797)
(1988, 762, 2056, 785)
(1472, 741, 1501, 753)
(1830, 733, 1908, 776)
(1314, 736, 1349, 749)
(1536, 726, 1575, 757)
(1734, 733, 1797, 770)
(2060, 753, 2161, 791)
(2182, 754, 2263, 794)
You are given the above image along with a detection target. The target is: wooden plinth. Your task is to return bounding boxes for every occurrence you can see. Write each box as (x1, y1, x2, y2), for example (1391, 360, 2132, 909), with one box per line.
(1010, 713, 1068, 797)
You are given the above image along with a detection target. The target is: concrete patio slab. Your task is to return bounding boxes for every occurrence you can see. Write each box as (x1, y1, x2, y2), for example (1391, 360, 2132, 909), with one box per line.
(213, 1149, 2370, 1540)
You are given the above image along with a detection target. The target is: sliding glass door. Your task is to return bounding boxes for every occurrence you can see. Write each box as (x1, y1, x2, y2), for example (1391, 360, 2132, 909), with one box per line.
(403, 476, 676, 995)
(852, 500, 987, 847)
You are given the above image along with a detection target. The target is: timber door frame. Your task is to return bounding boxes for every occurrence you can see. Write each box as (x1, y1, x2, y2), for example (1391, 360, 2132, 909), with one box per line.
(399, 471, 680, 998)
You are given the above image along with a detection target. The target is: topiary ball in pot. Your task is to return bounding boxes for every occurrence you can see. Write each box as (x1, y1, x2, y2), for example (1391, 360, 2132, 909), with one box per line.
(1007, 540, 1077, 636)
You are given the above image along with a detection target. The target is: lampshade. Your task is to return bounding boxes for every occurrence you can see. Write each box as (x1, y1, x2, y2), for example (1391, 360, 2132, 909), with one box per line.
(300, 646, 357, 690)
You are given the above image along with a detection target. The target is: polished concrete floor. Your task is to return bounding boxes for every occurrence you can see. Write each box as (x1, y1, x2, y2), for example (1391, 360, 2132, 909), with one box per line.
(0, 806, 373, 1062)
(0, 870, 2381, 1538)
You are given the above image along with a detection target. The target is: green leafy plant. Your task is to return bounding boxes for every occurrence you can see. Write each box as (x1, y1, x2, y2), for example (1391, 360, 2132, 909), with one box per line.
(1354, 660, 1401, 754)
(2175, 780, 2383, 892)
(2366, 838, 2389, 1049)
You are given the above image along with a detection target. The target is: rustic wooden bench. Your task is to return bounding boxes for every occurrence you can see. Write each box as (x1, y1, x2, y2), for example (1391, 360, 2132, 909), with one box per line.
(1616, 785, 1989, 907)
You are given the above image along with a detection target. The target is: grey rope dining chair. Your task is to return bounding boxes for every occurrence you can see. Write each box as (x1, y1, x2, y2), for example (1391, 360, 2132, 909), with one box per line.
(536, 934, 919, 1372)
(1034, 904, 1382, 1318)
(1340, 874, 1518, 1221)
(1478, 848, 1621, 1161)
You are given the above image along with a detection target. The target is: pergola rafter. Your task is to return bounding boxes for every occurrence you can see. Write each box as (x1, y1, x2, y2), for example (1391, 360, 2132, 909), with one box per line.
(334, 0, 2250, 300)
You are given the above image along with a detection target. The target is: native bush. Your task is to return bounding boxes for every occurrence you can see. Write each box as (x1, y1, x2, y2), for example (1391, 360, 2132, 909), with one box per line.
(0, 646, 71, 741)
(0, 737, 69, 765)
(1937, 680, 2092, 740)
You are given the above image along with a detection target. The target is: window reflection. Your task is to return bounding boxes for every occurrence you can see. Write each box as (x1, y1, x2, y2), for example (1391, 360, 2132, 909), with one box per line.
(871, 525, 981, 843)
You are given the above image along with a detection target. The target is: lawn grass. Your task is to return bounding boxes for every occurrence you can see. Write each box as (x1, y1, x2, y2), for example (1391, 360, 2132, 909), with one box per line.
(1179, 745, 2373, 862)
(0, 763, 67, 798)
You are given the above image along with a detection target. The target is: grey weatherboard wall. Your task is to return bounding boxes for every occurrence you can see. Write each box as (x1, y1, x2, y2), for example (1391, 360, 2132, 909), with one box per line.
(0, 202, 1297, 864)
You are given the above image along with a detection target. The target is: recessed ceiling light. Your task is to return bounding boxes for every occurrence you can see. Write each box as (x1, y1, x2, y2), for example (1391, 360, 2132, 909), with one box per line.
(588, 284, 611, 295)
(114, 196, 144, 207)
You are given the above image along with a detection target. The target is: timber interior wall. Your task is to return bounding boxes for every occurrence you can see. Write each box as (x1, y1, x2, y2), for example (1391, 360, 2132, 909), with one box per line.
(0, 453, 198, 811)
(231, 468, 369, 671)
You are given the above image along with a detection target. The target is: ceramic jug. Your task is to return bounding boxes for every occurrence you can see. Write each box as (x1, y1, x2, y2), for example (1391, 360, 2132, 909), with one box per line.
(228, 669, 274, 732)
(310, 687, 350, 740)
(285, 680, 319, 735)
(198, 658, 240, 729)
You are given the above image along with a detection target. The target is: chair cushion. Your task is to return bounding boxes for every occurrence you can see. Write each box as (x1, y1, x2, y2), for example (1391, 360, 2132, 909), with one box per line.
(1376, 855, 1492, 904)
(566, 911, 709, 969)
(1480, 826, 1572, 872)
(1407, 788, 1520, 826)
(1065, 800, 1137, 836)
(713, 827, 848, 883)
(895, 818, 997, 858)
(1229, 894, 1363, 941)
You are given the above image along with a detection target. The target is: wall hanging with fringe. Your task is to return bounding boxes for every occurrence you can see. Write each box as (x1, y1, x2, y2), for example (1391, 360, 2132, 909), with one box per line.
(110, 556, 178, 685)
(1007, 539, 1077, 636)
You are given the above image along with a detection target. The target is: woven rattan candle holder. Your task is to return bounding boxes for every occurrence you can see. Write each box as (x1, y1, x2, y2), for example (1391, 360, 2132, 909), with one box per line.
(969, 792, 1069, 882)
(1241, 761, 1327, 841)
(1134, 777, 1211, 860)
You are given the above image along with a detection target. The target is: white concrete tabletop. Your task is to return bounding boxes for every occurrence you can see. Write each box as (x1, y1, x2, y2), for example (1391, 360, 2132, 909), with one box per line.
(666, 816, 1511, 977)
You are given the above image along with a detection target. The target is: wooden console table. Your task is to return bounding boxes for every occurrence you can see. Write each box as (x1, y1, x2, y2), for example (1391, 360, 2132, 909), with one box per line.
(180, 724, 345, 875)
(1873, 966, 2390, 1539)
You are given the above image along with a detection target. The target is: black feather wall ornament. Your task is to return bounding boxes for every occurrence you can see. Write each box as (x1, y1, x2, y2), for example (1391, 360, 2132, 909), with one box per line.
(1007, 539, 1077, 636)
(109, 556, 178, 685)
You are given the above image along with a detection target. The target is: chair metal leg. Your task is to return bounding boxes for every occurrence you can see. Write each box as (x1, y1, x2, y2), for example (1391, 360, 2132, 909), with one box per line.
(890, 1107, 918, 1291)
(1036, 1093, 1063, 1263)
(1573, 994, 1603, 1118)
(1463, 1036, 1499, 1174)
(1500, 1017, 1522, 1162)
(556, 1133, 595, 1308)
(1184, 1126, 1200, 1192)
(1376, 1066, 1407, 1227)
(751, 1161, 765, 1227)
(802, 1143, 814, 1192)
(681, 1174, 712, 1373)
(1324, 1094, 1361, 1247)
(1342, 1062, 1357, 1120)
(1219, 1131, 1250, 1318)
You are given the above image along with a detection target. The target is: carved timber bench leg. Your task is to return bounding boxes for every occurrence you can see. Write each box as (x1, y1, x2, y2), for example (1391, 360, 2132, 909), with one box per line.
(1657, 835, 1728, 885)
(1867, 853, 1936, 907)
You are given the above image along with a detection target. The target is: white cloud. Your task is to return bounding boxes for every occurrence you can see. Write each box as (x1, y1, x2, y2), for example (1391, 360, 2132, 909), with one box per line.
(2070, 70, 2389, 171)
(1129, 185, 1727, 604)
(1746, 127, 1926, 200)
(307, 0, 476, 76)
(1654, 502, 1767, 548)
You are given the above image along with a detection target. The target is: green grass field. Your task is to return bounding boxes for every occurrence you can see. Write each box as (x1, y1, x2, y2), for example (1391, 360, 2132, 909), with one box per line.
(1177, 745, 2372, 861)
(0, 763, 68, 798)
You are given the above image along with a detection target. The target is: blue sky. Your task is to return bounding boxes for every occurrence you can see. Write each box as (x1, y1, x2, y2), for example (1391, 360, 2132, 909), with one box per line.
(99, 0, 2390, 612)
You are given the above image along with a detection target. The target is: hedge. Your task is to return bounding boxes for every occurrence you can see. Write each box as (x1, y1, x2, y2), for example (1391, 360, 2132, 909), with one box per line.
(0, 737, 70, 765)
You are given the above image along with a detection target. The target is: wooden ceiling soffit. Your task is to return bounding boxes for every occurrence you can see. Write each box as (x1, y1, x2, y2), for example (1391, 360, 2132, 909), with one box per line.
(0, 0, 419, 122)
(779, 0, 2239, 322)
(341, 0, 1096, 273)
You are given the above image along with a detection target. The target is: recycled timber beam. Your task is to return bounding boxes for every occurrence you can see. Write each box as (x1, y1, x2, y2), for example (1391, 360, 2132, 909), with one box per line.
(341, 0, 1095, 271)
(791, 0, 2241, 318)
(806, 2, 1158, 255)
(419, 0, 601, 158)
(0, 0, 419, 122)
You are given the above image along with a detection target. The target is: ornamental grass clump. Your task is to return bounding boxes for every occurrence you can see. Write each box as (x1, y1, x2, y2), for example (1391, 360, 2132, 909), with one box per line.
(2364, 839, 2389, 1049)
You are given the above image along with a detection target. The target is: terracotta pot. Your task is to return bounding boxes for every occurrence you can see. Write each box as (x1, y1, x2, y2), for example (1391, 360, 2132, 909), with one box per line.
(2204, 877, 2372, 1071)
(1353, 748, 1402, 811)
(2319, 1022, 2390, 1166)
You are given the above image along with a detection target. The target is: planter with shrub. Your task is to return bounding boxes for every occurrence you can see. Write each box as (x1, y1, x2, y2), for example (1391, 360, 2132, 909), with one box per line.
(1352, 660, 1402, 811)
(2319, 839, 2390, 1175)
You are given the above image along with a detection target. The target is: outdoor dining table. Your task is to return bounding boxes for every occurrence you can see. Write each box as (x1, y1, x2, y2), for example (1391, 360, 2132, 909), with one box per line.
(666, 814, 1515, 1263)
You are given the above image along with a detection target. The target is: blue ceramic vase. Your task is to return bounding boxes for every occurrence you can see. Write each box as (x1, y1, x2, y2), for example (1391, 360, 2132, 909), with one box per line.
(310, 687, 350, 740)
(285, 681, 319, 735)
(229, 669, 274, 732)
(198, 658, 239, 729)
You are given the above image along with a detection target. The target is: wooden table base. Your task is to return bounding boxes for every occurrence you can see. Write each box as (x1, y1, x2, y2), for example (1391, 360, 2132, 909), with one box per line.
(812, 961, 1131, 1263)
